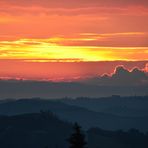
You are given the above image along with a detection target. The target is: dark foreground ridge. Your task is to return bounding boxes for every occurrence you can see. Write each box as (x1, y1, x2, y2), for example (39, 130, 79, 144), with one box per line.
(0, 112, 148, 148)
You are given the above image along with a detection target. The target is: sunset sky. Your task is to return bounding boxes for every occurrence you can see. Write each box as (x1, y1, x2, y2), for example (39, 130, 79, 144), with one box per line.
(0, 0, 148, 81)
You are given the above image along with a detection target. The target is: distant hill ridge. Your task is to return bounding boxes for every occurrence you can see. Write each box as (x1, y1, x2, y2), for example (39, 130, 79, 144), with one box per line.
(0, 97, 148, 131)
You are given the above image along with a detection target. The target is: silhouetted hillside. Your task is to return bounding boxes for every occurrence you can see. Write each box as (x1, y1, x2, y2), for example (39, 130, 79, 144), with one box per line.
(62, 96, 148, 117)
(0, 98, 148, 131)
(0, 112, 72, 148)
(88, 128, 148, 148)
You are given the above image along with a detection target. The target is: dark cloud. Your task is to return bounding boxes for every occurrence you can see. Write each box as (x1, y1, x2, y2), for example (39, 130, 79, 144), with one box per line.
(85, 65, 148, 86)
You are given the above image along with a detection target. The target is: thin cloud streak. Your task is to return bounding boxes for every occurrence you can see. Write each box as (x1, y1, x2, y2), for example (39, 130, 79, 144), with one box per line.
(1, 0, 148, 8)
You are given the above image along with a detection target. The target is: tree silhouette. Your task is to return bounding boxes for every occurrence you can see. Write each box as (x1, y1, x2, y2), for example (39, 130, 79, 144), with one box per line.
(68, 123, 87, 148)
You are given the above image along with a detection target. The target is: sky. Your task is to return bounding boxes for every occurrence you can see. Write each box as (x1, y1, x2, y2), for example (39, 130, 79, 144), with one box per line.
(0, 0, 148, 81)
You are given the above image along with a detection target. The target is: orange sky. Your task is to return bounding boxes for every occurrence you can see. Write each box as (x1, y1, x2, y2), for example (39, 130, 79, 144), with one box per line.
(0, 0, 148, 80)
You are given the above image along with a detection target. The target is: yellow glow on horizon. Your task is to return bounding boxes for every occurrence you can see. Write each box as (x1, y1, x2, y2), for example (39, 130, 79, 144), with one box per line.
(0, 38, 148, 62)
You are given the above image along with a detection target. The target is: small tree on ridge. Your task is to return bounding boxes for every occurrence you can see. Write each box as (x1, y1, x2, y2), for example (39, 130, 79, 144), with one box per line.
(68, 123, 87, 148)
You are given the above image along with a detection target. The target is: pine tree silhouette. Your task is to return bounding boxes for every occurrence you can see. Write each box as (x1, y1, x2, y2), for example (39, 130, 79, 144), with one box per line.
(68, 123, 87, 148)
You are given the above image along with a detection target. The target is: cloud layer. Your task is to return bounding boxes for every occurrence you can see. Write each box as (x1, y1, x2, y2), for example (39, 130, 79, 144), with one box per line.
(0, 0, 148, 42)
(0, 63, 147, 98)
(1, 0, 148, 8)
(84, 65, 148, 86)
